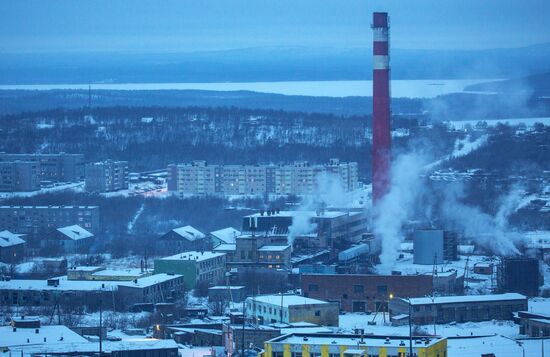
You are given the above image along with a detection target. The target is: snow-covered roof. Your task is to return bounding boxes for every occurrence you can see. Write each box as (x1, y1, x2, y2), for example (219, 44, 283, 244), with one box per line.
(171, 225, 205, 241)
(92, 268, 148, 277)
(208, 285, 245, 290)
(0, 230, 25, 247)
(160, 251, 225, 262)
(268, 333, 444, 349)
(56, 225, 94, 240)
(249, 294, 328, 307)
(246, 210, 350, 219)
(404, 293, 527, 306)
(0, 273, 181, 291)
(258, 245, 290, 252)
(213, 243, 236, 251)
(0, 325, 87, 348)
(210, 227, 241, 244)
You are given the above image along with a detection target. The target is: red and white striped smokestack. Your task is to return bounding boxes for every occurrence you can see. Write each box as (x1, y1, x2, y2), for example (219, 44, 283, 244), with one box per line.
(372, 12, 391, 206)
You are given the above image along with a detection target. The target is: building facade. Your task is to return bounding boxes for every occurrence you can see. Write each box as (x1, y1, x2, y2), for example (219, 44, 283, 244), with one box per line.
(389, 293, 528, 325)
(301, 274, 434, 313)
(0, 153, 84, 182)
(0, 230, 26, 263)
(41, 225, 94, 254)
(246, 294, 339, 326)
(0, 205, 100, 235)
(155, 226, 209, 256)
(0, 161, 39, 192)
(167, 159, 359, 196)
(85, 159, 129, 192)
(264, 333, 447, 357)
(154, 251, 226, 289)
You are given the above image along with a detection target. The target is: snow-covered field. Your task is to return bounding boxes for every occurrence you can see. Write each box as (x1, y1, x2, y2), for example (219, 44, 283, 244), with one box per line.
(0, 79, 496, 98)
(448, 117, 550, 129)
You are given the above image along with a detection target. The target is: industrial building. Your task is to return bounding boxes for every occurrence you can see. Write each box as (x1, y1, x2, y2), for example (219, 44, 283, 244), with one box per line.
(242, 210, 368, 251)
(0, 205, 100, 235)
(155, 225, 209, 256)
(389, 293, 528, 325)
(498, 257, 542, 296)
(66, 265, 152, 281)
(85, 159, 129, 192)
(518, 311, 550, 337)
(264, 333, 447, 357)
(0, 152, 85, 182)
(154, 251, 226, 289)
(301, 274, 433, 313)
(246, 294, 339, 326)
(209, 226, 241, 245)
(0, 230, 26, 263)
(167, 158, 359, 196)
(0, 161, 39, 192)
(0, 273, 185, 310)
(413, 229, 458, 265)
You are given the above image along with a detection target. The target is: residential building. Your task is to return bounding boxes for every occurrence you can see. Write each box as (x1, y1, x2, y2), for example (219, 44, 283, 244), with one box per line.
(41, 224, 94, 254)
(246, 294, 339, 326)
(156, 225, 209, 256)
(263, 333, 447, 357)
(0, 205, 100, 235)
(85, 159, 129, 192)
(210, 227, 241, 246)
(389, 293, 528, 325)
(154, 251, 226, 289)
(208, 285, 246, 302)
(0, 161, 39, 192)
(0, 152, 84, 182)
(0, 230, 26, 263)
(167, 159, 359, 196)
(301, 274, 434, 313)
(0, 273, 184, 310)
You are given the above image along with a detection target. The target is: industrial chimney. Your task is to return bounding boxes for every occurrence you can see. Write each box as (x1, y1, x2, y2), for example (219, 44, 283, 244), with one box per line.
(371, 12, 391, 206)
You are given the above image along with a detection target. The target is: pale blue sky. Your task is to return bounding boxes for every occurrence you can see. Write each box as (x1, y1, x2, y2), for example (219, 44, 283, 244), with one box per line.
(1, 0, 549, 53)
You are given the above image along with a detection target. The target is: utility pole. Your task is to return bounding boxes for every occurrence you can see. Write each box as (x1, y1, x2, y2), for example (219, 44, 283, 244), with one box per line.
(241, 299, 246, 357)
(99, 297, 103, 356)
(408, 298, 413, 357)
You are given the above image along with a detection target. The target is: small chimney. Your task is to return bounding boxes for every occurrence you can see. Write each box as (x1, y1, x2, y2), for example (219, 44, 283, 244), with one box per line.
(35, 328, 39, 334)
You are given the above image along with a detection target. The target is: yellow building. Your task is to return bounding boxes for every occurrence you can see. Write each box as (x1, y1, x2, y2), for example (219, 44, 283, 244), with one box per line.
(264, 333, 447, 357)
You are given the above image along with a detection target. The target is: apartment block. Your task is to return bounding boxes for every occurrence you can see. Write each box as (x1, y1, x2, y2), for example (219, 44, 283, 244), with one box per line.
(0, 205, 100, 235)
(0, 153, 84, 182)
(167, 158, 358, 196)
(0, 161, 40, 192)
(85, 159, 129, 192)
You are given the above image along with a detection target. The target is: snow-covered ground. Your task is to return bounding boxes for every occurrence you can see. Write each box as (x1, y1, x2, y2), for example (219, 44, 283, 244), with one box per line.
(448, 117, 550, 129)
(0, 181, 84, 199)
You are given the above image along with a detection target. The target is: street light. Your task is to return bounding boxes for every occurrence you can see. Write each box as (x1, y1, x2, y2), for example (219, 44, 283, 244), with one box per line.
(408, 298, 413, 357)
(517, 341, 526, 357)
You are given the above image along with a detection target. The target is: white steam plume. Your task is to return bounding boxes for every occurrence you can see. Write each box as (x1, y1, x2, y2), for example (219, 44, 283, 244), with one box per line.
(374, 152, 428, 274)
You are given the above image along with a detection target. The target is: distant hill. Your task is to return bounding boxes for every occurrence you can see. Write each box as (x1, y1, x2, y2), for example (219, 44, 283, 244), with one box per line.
(464, 72, 550, 97)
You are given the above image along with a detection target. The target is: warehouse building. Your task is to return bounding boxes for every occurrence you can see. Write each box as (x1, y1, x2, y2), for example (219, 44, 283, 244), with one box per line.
(389, 293, 528, 325)
(246, 294, 339, 326)
(263, 333, 447, 357)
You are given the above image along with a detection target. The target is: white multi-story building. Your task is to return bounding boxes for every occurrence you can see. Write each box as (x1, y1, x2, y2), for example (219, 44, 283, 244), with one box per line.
(167, 159, 358, 196)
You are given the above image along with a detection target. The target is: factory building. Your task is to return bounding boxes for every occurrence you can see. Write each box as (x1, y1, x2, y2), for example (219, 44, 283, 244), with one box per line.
(167, 159, 359, 196)
(389, 293, 528, 325)
(0, 152, 84, 182)
(0, 161, 39, 192)
(0, 205, 100, 235)
(242, 210, 368, 251)
(413, 229, 458, 265)
(264, 333, 447, 357)
(301, 274, 433, 313)
(498, 257, 542, 296)
(246, 294, 339, 326)
(85, 159, 129, 192)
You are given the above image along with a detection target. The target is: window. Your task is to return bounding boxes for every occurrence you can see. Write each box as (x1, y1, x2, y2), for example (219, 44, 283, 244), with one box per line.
(315, 310, 321, 316)
(353, 285, 364, 293)
(377, 285, 388, 294)
(308, 284, 319, 292)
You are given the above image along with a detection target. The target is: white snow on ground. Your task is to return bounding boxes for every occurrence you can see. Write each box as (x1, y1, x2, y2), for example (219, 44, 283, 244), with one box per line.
(424, 134, 488, 171)
(448, 117, 550, 129)
(127, 203, 145, 234)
